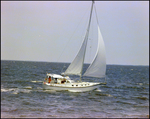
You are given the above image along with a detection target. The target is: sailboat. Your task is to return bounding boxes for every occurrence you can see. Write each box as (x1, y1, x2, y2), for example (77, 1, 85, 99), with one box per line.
(43, 1, 106, 92)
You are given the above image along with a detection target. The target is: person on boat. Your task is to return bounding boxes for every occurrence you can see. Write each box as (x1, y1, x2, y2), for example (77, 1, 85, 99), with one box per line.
(54, 78, 57, 84)
(61, 79, 66, 84)
(48, 76, 51, 83)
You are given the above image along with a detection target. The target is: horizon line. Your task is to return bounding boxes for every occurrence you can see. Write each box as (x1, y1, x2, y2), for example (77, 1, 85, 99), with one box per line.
(1, 59, 149, 66)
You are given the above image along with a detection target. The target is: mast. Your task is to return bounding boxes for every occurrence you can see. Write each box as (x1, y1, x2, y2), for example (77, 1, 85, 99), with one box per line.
(79, 1, 94, 82)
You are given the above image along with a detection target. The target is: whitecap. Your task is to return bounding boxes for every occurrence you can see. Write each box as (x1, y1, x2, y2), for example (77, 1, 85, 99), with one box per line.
(31, 81, 37, 83)
(106, 94, 113, 97)
(137, 83, 143, 85)
(1, 88, 16, 92)
(37, 81, 43, 82)
(10, 88, 31, 94)
(8, 88, 16, 91)
(95, 89, 102, 92)
(44, 90, 56, 92)
(20, 89, 31, 93)
(12, 92, 18, 94)
(37, 87, 43, 90)
(1, 89, 9, 92)
(24, 86, 32, 89)
(11, 89, 19, 94)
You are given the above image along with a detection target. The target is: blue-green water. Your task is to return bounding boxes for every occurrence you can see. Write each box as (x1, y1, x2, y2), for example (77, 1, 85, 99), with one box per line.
(1, 60, 149, 118)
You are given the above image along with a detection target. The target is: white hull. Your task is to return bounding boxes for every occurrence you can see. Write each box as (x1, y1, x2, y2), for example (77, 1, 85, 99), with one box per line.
(42, 82, 101, 92)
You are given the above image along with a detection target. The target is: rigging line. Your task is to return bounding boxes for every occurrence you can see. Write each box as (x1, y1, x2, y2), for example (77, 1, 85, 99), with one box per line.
(56, 3, 91, 73)
(93, 2, 99, 26)
(57, 4, 91, 63)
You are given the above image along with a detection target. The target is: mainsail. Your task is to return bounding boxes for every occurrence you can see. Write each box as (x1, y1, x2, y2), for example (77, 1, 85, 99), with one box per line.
(64, 1, 106, 79)
(64, 35, 89, 76)
(64, 1, 94, 76)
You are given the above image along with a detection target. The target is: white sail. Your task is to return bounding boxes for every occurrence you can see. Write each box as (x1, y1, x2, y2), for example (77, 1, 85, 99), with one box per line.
(64, 35, 88, 76)
(83, 25, 106, 78)
(64, 1, 94, 76)
(64, 1, 106, 79)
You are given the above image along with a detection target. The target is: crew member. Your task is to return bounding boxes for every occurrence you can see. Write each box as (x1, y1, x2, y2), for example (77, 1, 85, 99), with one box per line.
(48, 76, 51, 83)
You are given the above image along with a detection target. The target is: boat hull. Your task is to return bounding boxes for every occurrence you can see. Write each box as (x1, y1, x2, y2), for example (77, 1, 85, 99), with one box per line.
(42, 83, 100, 92)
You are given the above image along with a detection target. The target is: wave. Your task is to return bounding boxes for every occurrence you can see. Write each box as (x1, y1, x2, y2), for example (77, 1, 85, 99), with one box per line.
(2, 80, 43, 83)
(94, 89, 102, 92)
(1, 87, 32, 94)
(24, 86, 32, 89)
(95, 93, 113, 97)
(133, 105, 149, 108)
(126, 114, 149, 118)
(14, 89, 32, 94)
(136, 96, 148, 100)
(31, 81, 43, 83)
(112, 85, 143, 89)
(1, 88, 16, 92)
(37, 87, 43, 90)
(136, 83, 143, 85)
(43, 89, 56, 92)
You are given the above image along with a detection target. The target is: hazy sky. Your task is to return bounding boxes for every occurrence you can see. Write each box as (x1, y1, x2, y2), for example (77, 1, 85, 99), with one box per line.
(1, 1, 149, 65)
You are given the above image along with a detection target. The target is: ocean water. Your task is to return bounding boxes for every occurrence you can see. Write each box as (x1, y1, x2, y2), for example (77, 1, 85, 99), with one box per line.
(1, 60, 149, 118)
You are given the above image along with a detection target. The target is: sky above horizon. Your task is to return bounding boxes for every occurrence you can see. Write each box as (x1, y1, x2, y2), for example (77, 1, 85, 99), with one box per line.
(1, 1, 149, 65)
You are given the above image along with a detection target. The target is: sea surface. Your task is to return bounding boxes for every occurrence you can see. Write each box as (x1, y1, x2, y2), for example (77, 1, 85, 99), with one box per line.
(1, 60, 149, 118)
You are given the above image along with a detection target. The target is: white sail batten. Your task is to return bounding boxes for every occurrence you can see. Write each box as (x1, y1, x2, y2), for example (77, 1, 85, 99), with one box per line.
(83, 25, 106, 78)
